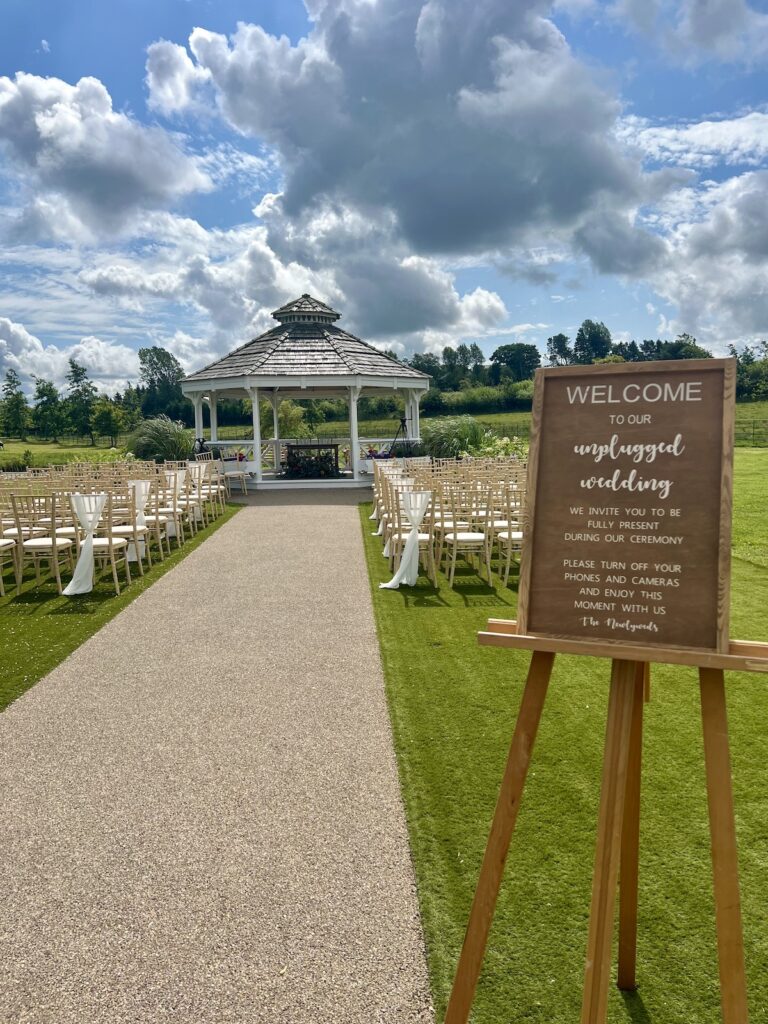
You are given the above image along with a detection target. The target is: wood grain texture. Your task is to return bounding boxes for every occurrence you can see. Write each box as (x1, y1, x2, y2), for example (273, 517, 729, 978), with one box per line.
(519, 359, 733, 652)
(478, 621, 768, 673)
(617, 664, 647, 991)
(700, 668, 749, 1023)
(515, 367, 545, 636)
(443, 651, 555, 1024)
(717, 360, 736, 652)
(581, 659, 637, 1024)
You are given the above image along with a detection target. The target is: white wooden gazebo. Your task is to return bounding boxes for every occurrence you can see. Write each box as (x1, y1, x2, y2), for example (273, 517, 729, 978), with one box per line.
(180, 294, 430, 487)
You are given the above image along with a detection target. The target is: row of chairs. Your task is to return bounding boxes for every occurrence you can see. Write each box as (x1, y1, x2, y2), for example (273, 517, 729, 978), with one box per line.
(371, 457, 528, 587)
(0, 458, 228, 597)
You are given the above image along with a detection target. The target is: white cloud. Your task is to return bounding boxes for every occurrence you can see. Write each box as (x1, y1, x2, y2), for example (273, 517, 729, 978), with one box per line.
(647, 171, 768, 348)
(0, 317, 139, 392)
(617, 111, 768, 168)
(145, 40, 212, 115)
(613, 0, 768, 62)
(145, 2, 656, 265)
(0, 72, 212, 241)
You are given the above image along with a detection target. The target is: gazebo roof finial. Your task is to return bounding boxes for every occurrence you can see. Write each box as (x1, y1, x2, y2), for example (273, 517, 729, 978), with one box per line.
(271, 293, 341, 324)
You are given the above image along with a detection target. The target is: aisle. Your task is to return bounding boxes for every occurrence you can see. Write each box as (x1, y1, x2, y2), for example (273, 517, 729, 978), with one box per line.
(0, 492, 432, 1024)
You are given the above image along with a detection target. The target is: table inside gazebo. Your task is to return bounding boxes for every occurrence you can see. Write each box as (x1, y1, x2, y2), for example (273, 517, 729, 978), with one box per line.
(286, 442, 340, 469)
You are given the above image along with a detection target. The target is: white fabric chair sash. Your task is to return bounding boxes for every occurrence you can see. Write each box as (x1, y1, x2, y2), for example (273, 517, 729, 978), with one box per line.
(127, 479, 151, 561)
(380, 490, 431, 590)
(128, 479, 150, 529)
(63, 492, 107, 596)
(381, 480, 416, 554)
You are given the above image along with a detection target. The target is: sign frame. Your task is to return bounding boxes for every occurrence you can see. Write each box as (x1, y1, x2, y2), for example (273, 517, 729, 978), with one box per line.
(516, 358, 735, 653)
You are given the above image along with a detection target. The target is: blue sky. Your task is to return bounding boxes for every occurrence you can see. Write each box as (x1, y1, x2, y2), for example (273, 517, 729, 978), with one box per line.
(1, 0, 767, 392)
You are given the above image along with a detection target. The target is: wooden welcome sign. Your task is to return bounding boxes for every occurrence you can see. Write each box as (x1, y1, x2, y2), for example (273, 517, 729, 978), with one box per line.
(519, 359, 733, 652)
(444, 358, 765, 1024)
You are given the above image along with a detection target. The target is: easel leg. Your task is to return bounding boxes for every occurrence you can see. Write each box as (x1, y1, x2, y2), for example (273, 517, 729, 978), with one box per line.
(581, 659, 637, 1024)
(699, 668, 749, 1023)
(443, 650, 555, 1024)
(617, 663, 647, 991)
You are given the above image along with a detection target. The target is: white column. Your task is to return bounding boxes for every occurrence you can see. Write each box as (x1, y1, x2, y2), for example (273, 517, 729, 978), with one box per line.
(271, 392, 280, 472)
(413, 391, 422, 440)
(193, 393, 204, 439)
(250, 387, 263, 482)
(209, 391, 219, 442)
(405, 392, 414, 437)
(349, 385, 361, 481)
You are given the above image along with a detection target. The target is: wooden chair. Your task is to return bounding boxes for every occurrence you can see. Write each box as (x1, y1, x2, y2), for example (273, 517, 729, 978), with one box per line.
(11, 492, 74, 595)
(0, 536, 19, 596)
(143, 480, 171, 560)
(440, 484, 492, 587)
(92, 492, 132, 595)
(108, 486, 151, 576)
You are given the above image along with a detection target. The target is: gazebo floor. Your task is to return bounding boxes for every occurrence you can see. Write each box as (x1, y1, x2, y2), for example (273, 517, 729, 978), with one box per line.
(246, 472, 372, 490)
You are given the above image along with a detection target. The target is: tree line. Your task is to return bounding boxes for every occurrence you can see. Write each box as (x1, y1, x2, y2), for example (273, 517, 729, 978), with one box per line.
(0, 347, 191, 444)
(2, 321, 767, 442)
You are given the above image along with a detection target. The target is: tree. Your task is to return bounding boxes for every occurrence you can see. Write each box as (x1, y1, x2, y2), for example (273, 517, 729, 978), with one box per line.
(32, 377, 64, 440)
(409, 352, 442, 380)
(546, 333, 574, 366)
(574, 320, 612, 364)
(118, 383, 144, 430)
(138, 346, 185, 390)
(138, 346, 186, 418)
(65, 358, 98, 443)
(440, 346, 461, 389)
(91, 396, 124, 447)
(1, 368, 29, 439)
(468, 342, 487, 383)
(661, 334, 712, 361)
(612, 339, 643, 362)
(455, 343, 473, 378)
(490, 343, 541, 382)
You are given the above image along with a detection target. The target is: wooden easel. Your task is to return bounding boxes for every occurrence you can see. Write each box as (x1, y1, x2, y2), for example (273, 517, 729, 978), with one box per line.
(443, 621, 768, 1024)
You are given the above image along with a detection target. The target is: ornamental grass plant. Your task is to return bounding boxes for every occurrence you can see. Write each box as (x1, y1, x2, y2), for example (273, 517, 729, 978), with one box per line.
(128, 415, 194, 462)
(420, 416, 488, 458)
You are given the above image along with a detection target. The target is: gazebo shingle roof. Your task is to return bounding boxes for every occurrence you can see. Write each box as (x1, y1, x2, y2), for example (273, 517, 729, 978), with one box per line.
(183, 296, 429, 383)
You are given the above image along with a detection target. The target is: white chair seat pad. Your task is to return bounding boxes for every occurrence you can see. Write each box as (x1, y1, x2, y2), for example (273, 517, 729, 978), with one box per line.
(0, 537, 16, 550)
(23, 537, 74, 549)
(93, 537, 129, 548)
(110, 524, 148, 535)
(445, 531, 485, 542)
(498, 531, 524, 542)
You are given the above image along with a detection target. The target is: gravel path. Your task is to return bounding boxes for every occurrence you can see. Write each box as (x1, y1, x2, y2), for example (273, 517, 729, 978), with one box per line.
(0, 492, 433, 1024)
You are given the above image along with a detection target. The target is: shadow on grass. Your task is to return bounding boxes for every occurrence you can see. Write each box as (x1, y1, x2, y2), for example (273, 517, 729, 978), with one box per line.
(620, 989, 653, 1023)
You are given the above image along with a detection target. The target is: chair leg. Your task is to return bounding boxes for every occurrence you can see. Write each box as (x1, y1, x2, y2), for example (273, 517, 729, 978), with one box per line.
(111, 553, 120, 596)
(53, 549, 64, 595)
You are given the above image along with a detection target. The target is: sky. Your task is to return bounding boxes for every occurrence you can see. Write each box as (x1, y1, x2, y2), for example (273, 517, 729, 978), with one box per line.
(0, 0, 767, 393)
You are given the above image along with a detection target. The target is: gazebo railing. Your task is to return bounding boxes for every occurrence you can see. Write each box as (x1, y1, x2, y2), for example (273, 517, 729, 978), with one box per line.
(211, 437, 399, 476)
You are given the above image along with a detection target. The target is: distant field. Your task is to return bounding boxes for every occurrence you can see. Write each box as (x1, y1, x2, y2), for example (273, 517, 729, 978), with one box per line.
(309, 400, 768, 445)
(0, 438, 104, 468)
(4, 399, 767, 467)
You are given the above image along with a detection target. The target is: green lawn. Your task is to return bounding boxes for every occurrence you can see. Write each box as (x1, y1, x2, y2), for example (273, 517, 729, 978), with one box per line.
(0, 503, 241, 711)
(361, 448, 768, 1023)
(291, 400, 768, 445)
(0, 437, 112, 468)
